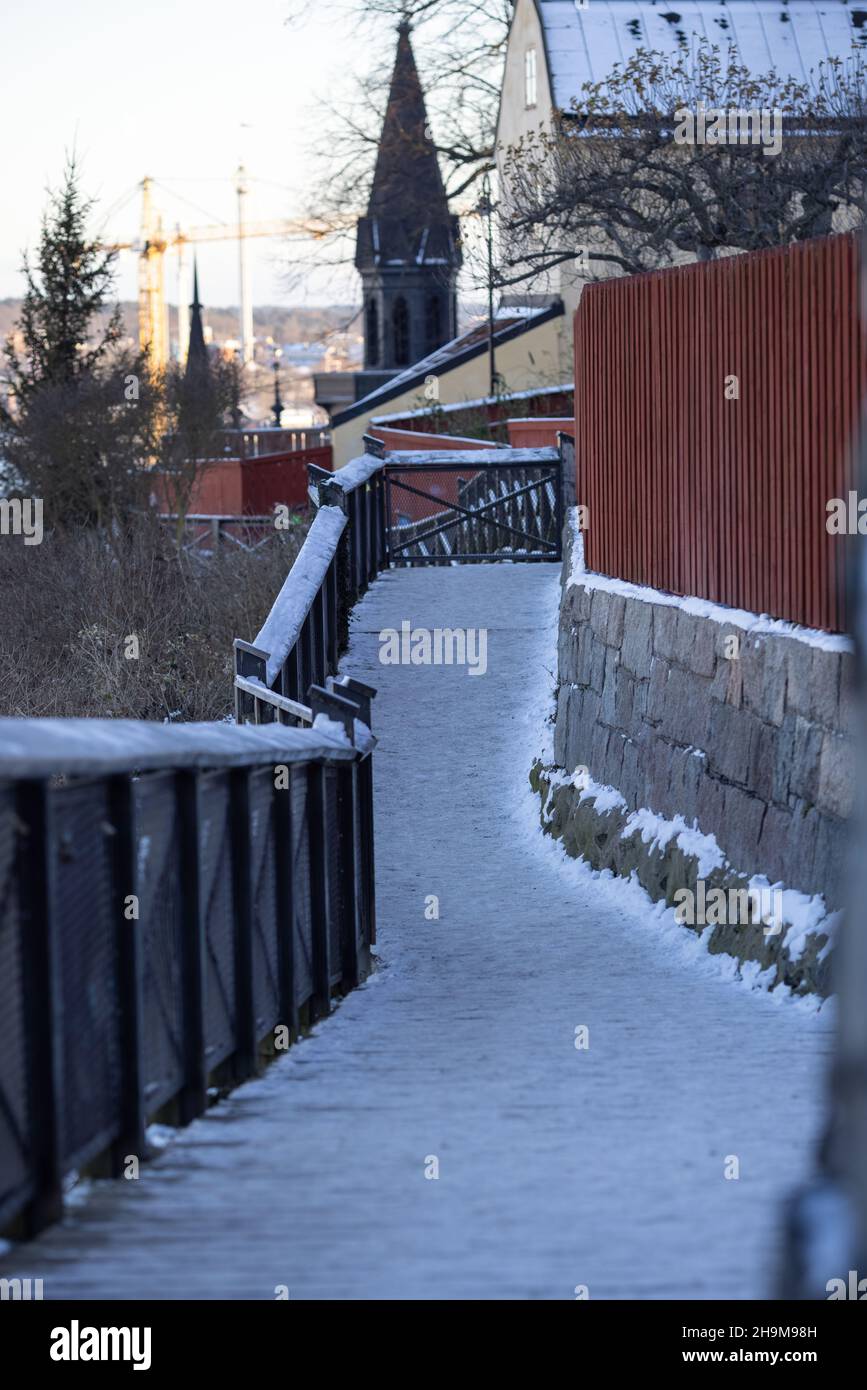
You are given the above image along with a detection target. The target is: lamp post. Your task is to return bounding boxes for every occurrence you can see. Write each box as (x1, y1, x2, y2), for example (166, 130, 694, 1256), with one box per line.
(271, 345, 283, 427)
(478, 171, 498, 398)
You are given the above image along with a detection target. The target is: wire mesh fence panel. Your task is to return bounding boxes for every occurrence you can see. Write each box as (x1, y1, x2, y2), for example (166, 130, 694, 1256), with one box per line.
(199, 772, 237, 1069)
(324, 767, 343, 987)
(53, 780, 122, 1168)
(291, 767, 314, 1010)
(0, 788, 29, 1220)
(385, 462, 562, 563)
(249, 768, 280, 1040)
(135, 772, 186, 1115)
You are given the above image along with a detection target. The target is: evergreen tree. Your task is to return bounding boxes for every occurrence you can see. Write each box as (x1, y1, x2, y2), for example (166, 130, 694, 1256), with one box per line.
(3, 154, 122, 406)
(0, 157, 156, 526)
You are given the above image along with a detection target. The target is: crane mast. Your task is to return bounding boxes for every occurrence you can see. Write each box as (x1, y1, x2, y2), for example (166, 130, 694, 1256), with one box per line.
(103, 177, 344, 370)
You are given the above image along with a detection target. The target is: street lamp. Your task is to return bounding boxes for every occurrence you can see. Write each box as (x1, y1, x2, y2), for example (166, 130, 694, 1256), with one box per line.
(477, 171, 499, 398)
(271, 345, 283, 427)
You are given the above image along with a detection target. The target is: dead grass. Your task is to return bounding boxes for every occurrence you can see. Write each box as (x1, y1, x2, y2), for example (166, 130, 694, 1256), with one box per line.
(0, 515, 309, 721)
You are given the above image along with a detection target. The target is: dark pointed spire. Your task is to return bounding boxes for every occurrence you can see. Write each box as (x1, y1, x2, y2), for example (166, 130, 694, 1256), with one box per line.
(367, 21, 448, 225)
(185, 258, 209, 381)
(356, 21, 460, 270)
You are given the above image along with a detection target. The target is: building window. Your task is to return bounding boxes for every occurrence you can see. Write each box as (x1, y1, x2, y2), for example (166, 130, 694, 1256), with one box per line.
(366, 298, 379, 366)
(425, 294, 442, 354)
(524, 47, 537, 109)
(392, 296, 410, 366)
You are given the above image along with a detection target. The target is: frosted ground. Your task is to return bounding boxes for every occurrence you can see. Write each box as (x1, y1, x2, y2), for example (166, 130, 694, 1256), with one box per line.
(0, 565, 833, 1298)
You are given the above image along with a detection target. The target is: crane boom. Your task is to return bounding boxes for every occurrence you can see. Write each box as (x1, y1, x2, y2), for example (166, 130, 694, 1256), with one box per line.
(100, 176, 354, 369)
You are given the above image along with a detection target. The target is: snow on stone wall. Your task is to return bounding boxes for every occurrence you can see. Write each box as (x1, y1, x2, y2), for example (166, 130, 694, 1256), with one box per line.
(552, 513, 855, 911)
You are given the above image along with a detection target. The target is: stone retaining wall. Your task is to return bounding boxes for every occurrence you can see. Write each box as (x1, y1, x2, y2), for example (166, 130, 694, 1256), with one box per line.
(534, 521, 857, 993)
(552, 528, 855, 909)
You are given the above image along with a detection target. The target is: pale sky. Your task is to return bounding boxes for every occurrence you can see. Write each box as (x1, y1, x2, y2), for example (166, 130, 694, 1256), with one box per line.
(0, 0, 367, 309)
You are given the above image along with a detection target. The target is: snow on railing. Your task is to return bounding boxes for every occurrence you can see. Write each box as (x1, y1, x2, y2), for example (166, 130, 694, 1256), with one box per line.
(233, 454, 388, 726)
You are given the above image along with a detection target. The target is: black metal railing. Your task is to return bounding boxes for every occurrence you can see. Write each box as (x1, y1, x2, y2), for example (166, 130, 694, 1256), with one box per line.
(0, 716, 375, 1239)
(380, 447, 566, 564)
(233, 456, 387, 723)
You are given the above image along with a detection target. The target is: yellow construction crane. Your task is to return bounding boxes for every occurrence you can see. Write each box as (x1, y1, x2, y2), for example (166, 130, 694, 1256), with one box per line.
(104, 170, 342, 370)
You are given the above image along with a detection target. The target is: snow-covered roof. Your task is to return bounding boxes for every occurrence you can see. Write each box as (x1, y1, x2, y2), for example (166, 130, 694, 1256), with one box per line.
(536, 1, 864, 108)
(332, 300, 564, 426)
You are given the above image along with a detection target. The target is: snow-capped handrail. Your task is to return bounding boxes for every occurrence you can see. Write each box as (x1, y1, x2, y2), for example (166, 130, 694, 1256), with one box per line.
(253, 504, 347, 686)
(233, 455, 388, 725)
(383, 447, 559, 467)
(328, 452, 386, 493)
(0, 715, 356, 778)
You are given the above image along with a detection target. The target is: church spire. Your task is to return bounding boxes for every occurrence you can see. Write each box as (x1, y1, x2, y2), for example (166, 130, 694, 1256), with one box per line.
(366, 20, 449, 230)
(185, 258, 209, 381)
(354, 21, 461, 373)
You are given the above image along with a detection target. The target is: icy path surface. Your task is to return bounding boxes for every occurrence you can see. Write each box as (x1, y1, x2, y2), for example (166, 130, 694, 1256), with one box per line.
(2, 566, 833, 1299)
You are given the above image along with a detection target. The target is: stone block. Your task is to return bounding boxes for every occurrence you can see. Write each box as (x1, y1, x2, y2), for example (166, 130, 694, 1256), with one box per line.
(589, 589, 611, 642)
(606, 593, 626, 646)
(837, 651, 858, 736)
(722, 785, 766, 871)
(742, 636, 786, 726)
(553, 684, 572, 767)
(653, 605, 679, 661)
(696, 773, 726, 837)
(613, 669, 636, 732)
(706, 701, 754, 785)
(601, 648, 619, 725)
(785, 640, 813, 719)
(674, 611, 716, 676)
(605, 730, 626, 787)
(747, 720, 775, 804)
(773, 713, 796, 805)
(788, 715, 823, 803)
(590, 720, 610, 779)
(620, 737, 640, 809)
(757, 804, 792, 885)
(573, 624, 594, 687)
(621, 601, 654, 677)
(817, 731, 854, 820)
(646, 656, 669, 725)
(661, 664, 711, 750)
(788, 799, 819, 891)
(589, 636, 606, 693)
(710, 653, 742, 709)
(810, 647, 840, 728)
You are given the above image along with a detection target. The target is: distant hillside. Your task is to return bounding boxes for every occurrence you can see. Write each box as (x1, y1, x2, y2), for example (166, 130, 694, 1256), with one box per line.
(0, 299, 361, 354)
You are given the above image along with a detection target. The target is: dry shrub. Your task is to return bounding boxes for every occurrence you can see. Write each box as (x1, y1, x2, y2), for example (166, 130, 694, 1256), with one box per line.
(0, 514, 308, 721)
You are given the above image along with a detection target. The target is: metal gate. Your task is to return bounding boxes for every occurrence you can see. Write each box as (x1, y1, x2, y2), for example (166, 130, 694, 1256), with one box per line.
(383, 448, 564, 564)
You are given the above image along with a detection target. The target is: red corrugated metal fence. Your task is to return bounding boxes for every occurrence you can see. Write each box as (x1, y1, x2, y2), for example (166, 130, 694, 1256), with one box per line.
(574, 234, 866, 633)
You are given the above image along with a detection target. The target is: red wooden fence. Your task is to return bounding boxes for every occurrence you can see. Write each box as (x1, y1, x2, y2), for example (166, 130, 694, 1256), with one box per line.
(575, 233, 866, 633)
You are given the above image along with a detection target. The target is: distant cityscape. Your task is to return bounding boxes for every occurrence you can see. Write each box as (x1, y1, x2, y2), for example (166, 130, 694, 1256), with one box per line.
(0, 298, 364, 429)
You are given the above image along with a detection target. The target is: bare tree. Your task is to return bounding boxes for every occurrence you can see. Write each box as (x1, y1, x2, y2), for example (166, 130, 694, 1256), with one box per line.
(285, 0, 509, 264)
(500, 43, 867, 285)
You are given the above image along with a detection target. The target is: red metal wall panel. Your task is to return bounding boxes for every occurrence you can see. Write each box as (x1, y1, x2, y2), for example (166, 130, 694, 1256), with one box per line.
(574, 234, 865, 633)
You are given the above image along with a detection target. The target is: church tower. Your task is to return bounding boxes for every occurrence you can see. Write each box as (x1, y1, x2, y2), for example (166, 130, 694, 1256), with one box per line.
(355, 21, 461, 379)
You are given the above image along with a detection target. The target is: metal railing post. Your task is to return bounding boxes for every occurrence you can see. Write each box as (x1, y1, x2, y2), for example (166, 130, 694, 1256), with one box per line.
(176, 770, 207, 1123)
(273, 766, 297, 1036)
(108, 773, 146, 1176)
(16, 779, 63, 1235)
(307, 761, 332, 1021)
(229, 768, 258, 1081)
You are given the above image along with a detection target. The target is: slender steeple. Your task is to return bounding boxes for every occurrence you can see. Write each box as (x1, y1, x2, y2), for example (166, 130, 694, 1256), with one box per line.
(355, 21, 461, 372)
(185, 258, 209, 381)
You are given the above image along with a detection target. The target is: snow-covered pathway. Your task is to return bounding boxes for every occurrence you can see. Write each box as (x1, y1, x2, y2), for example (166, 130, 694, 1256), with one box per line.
(1, 566, 833, 1299)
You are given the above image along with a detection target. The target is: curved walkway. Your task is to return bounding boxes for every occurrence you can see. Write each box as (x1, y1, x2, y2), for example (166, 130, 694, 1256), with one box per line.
(0, 565, 832, 1298)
